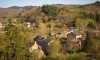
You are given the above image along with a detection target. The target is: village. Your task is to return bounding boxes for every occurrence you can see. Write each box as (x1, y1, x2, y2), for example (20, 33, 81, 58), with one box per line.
(29, 28, 87, 53)
(0, 1, 100, 59)
(0, 20, 87, 55)
(0, 16, 99, 60)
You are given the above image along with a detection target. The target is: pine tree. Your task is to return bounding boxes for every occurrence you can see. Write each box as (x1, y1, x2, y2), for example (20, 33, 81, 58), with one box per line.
(87, 22, 96, 29)
(2, 19, 29, 60)
(73, 17, 77, 28)
(95, 12, 100, 23)
(82, 31, 93, 53)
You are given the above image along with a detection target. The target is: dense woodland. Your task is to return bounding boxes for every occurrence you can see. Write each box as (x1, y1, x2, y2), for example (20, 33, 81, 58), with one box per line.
(0, 1, 100, 60)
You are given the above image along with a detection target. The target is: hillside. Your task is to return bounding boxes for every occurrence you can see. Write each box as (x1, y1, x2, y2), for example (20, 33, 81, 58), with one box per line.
(81, 1, 100, 13)
(0, 1, 99, 19)
(0, 1, 100, 60)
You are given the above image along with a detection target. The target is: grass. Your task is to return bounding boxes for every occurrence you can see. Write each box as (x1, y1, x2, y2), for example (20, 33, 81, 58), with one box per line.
(68, 8, 82, 12)
(67, 52, 89, 60)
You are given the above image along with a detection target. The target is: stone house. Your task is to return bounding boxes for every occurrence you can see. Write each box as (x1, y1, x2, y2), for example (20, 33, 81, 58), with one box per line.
(72, 31, 82, 39)
(28, 42, 41, 53)
(67, 30, 82, 43)
(34, 35, 52, 54)
(63, 32, 82, 52)
(29, 42, 38, 53)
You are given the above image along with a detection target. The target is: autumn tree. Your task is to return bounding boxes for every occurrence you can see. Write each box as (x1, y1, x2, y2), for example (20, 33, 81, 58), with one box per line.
(48, 39, 62, 54)
(30, 49, 46, 60)
(47, 39, 67, 60)
(38, 22, 47, 36)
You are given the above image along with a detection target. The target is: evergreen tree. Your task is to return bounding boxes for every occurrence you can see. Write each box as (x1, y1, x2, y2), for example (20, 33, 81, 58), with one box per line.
(87, 22, 96, 29)
(1, 19, 29, 60)
(82, 31, 93, 53)
(89, 13, 96, 19)
(95, 12, 100, 23)
(73, 17, 77, 28)
(42, 5, 58, 16)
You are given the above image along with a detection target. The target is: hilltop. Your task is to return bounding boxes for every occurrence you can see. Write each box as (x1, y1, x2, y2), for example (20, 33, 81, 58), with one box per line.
(0, 1, 99, 19)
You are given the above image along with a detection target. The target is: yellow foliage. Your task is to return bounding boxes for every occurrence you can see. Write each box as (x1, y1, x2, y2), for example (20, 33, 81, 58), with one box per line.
(76, 18, 93, 28)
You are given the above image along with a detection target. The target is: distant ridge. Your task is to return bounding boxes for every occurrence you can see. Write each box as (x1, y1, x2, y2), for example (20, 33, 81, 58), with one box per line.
(1, 1, 99, 9)
(0, 1, 99, 19)
(9, 6, 39, 9)
(83, 1, 100, 6)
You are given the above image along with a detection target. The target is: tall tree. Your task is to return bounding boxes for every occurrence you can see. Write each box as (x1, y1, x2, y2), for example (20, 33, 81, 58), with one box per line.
(30, 49, 46, 60)
(73, 17, 77, 28)
(87, 22, 96, 29)
(48, 39, 62, 54)
(95, 12, 100, 23)
(42, 5, 58, 16)
(82, 31, 93, 53)
(1, 19, 29, 60)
